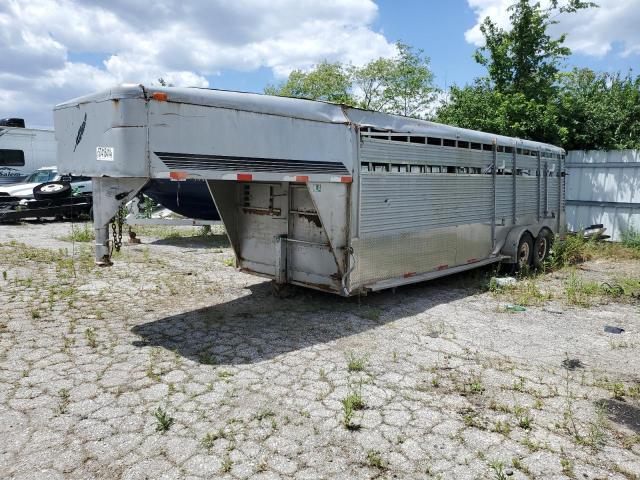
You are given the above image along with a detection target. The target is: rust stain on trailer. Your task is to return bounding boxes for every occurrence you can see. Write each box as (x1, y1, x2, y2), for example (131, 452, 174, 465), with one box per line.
(296, 212, 322, 228)
(297, 280, 338, 293)
(242, 207, 282, 216)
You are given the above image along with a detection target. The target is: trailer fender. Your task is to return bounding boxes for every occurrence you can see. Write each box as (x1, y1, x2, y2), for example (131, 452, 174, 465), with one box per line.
(501, 225, 543, 262)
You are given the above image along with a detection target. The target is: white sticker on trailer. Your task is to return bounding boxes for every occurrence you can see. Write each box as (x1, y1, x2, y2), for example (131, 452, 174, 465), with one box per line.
(96, 147, 114, 161)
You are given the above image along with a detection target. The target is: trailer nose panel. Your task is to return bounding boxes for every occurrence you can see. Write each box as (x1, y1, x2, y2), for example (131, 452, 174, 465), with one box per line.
(206, 180, 348, 294)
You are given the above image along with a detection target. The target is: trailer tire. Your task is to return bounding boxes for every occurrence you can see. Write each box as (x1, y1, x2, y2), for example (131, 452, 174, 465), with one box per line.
(516, 232, 534, 270)
(532, 229, 553, 268)
(33, 182, 71, 200)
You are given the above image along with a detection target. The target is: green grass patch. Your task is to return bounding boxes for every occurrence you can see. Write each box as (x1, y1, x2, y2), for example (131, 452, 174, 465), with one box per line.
(565, 272, 640, 306)
(58, 223, 95, 242)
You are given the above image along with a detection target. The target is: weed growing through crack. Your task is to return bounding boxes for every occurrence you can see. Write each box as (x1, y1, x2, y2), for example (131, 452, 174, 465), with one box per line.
(521, 437, 541, 452)
(560, 456, 574, 477)
(255, 409, 275, 421)
(56, 388, 70, 415)
(611, 382, 625, 400)
(492, 421, 512, 436)
(198, 351, 217, 365)
(154, 406, 174, 432)
(469, 378, 485, 394)
(514, 405, 533, 430)
(202, 428, 228, 450)
(84, 328, 97, 348)
(366, 450, 386, 469)
(146, 347, 162, 381)
(342, 381, 365, 430)
(346, 351, 367, 372)
(518, 415, 533, 430)
(489, 460, 507, 480)
(512, 377, 526, 392)
(202, 432, 216, 451)
(221, 455, 233, 473)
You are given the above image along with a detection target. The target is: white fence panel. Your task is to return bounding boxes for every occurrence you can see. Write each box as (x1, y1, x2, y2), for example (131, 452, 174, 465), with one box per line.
(566, 149, 640, 241)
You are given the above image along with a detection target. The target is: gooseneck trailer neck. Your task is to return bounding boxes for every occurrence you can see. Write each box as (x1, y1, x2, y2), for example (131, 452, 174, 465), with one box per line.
(54, 84, 566, 296)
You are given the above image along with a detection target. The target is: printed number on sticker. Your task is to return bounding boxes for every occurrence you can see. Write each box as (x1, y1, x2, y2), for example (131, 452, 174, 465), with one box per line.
(96, 147, 114, 161)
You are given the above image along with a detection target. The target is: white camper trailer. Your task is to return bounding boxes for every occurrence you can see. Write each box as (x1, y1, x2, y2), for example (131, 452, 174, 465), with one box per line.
(54, 85, 566, 296)
(0, 119, 57, 185)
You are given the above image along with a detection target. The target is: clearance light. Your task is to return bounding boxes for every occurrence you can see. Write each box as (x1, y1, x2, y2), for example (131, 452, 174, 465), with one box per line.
(152, 92, 168, 101)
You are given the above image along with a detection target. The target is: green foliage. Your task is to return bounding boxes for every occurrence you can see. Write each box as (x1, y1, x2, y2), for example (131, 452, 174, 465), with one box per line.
(437, 80, 566, 145)
(621, 227, 640, 250)
(266, 42, 436, 119)
(265, 61, 354, 105)
(434, 0, 640, 151)
(140, 195, 159, 218)
(350, 56, 398, 111)
(154, 406, 174, 432)
(366, 449, 386, 469)
(62, 223, 95, 243)
(489, 460, 508, 480)
(557, 69, 640, 150)
(549, 234, 594, 268)
(346, 351, 367, 372)
(368, 42, 436, 117)
(474, 0, 574, 103)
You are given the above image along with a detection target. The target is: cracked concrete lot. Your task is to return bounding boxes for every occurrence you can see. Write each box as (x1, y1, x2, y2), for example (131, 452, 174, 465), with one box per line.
(1, 221, 639, 480)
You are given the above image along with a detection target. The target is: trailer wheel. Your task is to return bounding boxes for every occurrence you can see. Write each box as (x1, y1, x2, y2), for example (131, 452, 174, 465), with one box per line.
(532, 229, 553, 268)
(33, 182, 71, 200)
(516, 232, 534, 270)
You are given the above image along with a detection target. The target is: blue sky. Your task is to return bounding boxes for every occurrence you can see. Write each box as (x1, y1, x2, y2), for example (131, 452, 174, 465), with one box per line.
(213, 0, 639, 94)
(2, 0, 639, 127)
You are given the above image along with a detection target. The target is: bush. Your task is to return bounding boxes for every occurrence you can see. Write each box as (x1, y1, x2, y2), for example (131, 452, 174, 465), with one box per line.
(549, 234, 595, 269)
(621, 227, 640, 251)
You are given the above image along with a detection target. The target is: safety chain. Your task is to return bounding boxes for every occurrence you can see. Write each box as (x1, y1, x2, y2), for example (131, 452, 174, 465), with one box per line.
(110, 207, 125, 253)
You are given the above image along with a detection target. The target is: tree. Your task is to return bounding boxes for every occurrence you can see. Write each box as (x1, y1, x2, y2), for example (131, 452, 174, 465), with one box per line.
(436, 0, 596, 146)
(266, 43, 437, 119)
(557, 69, 640, 150)
(474, 0, 594, 102)
(376, 43, 436, 117)
(349, 57, 396, 111)
(264, 61, 355, 105)
(437, 80, 566, 145)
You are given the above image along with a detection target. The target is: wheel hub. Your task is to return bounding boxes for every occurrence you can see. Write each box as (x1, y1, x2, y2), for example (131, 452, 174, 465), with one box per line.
(41, 183, 64, 192)
(537, 237, 548, 259)
(518, 242, 530, 265)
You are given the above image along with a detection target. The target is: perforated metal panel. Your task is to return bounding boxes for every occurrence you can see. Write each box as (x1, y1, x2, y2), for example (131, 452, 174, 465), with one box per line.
(350, 228, 458, 288)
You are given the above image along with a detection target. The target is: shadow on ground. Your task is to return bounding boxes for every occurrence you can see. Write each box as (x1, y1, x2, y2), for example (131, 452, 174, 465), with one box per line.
(148, 233, 230, 249)
(131, 268, 491, 365)
(597, 398, 640, 434)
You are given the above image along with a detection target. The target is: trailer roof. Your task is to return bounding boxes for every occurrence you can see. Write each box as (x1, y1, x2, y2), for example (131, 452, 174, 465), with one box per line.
(55, 84, 564, 153)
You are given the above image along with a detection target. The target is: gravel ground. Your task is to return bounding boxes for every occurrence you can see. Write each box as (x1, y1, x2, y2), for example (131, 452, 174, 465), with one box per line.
(0, 221, 639, 480)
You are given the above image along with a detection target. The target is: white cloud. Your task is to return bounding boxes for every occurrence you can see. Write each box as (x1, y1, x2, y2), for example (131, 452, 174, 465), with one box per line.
(0, 0, 396, 126)
(465, 0, 640, 58)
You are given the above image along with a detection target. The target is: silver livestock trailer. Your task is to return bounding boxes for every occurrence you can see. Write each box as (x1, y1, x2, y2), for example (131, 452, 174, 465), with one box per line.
(54, 85, 566, 296)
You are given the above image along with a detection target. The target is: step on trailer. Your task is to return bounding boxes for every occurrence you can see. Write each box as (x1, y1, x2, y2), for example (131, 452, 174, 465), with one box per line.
(54, 85, 566, 296)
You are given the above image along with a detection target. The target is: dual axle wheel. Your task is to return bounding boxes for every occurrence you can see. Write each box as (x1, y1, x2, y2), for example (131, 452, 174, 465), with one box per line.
(515, 229, 553, 270)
